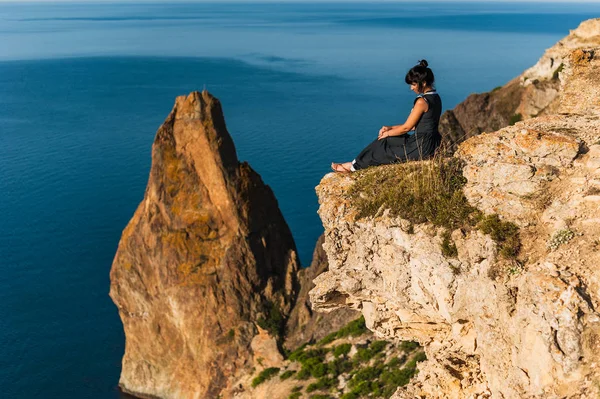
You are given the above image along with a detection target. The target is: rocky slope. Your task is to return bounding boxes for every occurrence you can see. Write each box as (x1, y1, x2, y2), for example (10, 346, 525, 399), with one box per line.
(439, 18, 600, 152)
(109, 91, 300, 399)
(310, 18, 600, 399)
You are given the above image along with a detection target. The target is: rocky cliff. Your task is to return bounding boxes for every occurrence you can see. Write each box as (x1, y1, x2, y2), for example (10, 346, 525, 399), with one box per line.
(439, 18, 600, 152)
(109, 91, 300, 399)
(285, 234, 361, 350)
(310, 18, 600, 398)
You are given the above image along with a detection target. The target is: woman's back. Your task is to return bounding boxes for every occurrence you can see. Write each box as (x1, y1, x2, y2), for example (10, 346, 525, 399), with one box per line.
(409, 91, 442, 159)
(414, 91, 442, 138)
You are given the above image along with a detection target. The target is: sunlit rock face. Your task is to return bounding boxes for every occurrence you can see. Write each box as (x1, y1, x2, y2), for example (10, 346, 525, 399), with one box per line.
(310, 19, 600, 399)
(109, 91, 299, 399)
(284, 234, 361, 351)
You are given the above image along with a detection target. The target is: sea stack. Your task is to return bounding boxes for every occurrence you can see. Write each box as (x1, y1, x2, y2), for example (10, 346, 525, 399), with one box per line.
(109, 91, 299, 399)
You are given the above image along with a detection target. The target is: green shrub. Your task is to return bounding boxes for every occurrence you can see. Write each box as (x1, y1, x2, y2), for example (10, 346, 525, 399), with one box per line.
(386, 356, 405, 368)
(306, 377, 336, 393)
(340, 392, 360, 399)
(284, 319, 426, 398)
(548, 229, 575, 250)
(290, 348, 330, 380)
(288, 393, 301, 399)
(291, 385, 303, 392)
(306, 383, 319, 393)
(405, 351, 427, 369)
(354, 347, 375, 363)
(309, 362, 327, 378)
(370, 340, 388, 353)
(287, 343, 310, 361)
(280, 370, 296, 380)
(342, 358, 424, 398)
(295, 367, 312, 380)
(380, 366, 416, 387)
(327, 357, 353, 376)
(309, 395, 333, 399)
(509, 113, 522, 125)
(552, 63, 564, 80)
(477, 214, 520, 259)
(349, 366, 384, 388)
(318, 332, 337, 346)
(251, 367, 280, 388)
(414, 352, 427, 362)
(333, 343, 352, 357)
(337, 316, 368, 337)
(290, 348, 328, 364)
(400, 341, 419, 353)
(346, 380, 372, 396)
(257, 301, 284, 338)
(317, 316, 368, 346)
(441, 230, 458, 258)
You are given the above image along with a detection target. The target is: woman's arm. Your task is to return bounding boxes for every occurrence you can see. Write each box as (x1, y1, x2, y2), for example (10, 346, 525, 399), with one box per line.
(378, 98, 428, 140)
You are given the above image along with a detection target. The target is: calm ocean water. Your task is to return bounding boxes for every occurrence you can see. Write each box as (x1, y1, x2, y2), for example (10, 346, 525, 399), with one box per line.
(1, 2, 599, 398)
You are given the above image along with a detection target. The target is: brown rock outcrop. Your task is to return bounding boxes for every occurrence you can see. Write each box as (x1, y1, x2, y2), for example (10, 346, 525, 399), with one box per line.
(439, 78, 525, 152)
(284, 234, 360, 350)
(310, 19, 600, 399)
(440, 19, 600, 152)
(109, 91, 299, 399)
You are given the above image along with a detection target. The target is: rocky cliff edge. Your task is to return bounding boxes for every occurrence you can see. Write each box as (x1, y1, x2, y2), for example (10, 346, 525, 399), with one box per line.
(309, 19, 600, 398)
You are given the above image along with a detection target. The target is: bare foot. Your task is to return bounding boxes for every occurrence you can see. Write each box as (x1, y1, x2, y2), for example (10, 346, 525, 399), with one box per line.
(331, 162, 352, 173)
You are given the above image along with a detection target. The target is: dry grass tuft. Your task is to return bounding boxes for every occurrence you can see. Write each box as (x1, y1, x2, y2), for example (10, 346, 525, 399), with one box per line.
(348, 155, 475, 230)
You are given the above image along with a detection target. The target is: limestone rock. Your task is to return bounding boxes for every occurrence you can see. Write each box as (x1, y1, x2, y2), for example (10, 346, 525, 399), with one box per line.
(310, 19, 600, 399)
(250, 326, 285, 369)
(284, 234, 361, 350)
(109, 91, 299, 399)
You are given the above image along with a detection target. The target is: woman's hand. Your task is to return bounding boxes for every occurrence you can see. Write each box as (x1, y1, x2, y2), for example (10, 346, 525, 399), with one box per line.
(378, 126, 391, 140)
(378, 126, 391, 135)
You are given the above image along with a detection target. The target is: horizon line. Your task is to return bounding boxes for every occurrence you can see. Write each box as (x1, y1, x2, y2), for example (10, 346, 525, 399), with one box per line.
(1, 0, 600, 3)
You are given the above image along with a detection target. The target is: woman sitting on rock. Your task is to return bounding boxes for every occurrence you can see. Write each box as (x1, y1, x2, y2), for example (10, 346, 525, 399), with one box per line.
(331, 60, 442, 173)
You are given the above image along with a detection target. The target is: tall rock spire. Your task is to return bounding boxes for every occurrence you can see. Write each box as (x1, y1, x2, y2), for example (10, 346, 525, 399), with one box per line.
(109, 91, 299, 399)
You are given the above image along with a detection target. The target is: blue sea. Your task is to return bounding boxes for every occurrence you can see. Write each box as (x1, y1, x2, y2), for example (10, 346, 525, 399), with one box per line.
(1, 1, 599, 398)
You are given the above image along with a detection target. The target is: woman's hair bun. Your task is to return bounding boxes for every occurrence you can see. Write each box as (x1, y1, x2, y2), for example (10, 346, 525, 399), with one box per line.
(405, 59, 434, 89)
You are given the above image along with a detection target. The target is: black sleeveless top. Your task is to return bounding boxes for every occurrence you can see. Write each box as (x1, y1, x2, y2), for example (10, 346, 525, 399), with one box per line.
(404, 91, 442, 160)
(413, 91, 442, 139)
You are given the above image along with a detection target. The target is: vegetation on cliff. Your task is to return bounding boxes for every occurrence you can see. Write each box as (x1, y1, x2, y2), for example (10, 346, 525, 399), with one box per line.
(346, 156, 520, 260)
(250, 317, 426, 398)
(347, 157, 471, 228)
(257, 300, 286, 339)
